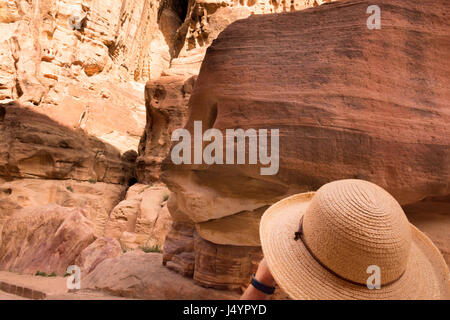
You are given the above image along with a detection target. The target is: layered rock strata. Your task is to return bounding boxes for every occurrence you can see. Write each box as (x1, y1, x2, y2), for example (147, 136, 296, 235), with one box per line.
(159, 0, 450, 289)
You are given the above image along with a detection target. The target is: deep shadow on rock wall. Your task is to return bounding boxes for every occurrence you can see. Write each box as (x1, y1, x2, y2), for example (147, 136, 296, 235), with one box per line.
(0, 102, 136, 184)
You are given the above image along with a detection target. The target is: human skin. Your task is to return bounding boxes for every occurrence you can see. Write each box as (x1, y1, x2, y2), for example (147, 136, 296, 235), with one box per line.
(240, 258, 275, 300)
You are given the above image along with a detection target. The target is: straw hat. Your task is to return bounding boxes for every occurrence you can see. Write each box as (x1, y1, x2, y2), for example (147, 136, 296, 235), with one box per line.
(260, 179, 450, 299)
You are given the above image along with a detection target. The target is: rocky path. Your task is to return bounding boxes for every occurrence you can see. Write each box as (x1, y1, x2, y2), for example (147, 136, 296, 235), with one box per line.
(0, 271, 130, 300)
(0, 253, 241, 300)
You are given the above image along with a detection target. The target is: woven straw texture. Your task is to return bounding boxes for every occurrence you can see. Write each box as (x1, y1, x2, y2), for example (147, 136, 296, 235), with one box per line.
(260, 180, 450, 300)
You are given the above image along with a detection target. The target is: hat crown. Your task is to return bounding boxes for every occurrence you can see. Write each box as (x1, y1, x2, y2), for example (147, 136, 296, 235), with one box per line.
(302, 179, 412, 285)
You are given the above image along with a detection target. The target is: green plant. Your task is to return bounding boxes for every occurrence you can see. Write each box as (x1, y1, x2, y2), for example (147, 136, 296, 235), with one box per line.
(162, 194, 169, 202)
(66, 186, 74, 192)
(88, 179, 97, 184)
(64, 272, 72, 277)
(139, 244, 162, 253)
(35, 270, 57, 277)
(120, 243, 132, 253)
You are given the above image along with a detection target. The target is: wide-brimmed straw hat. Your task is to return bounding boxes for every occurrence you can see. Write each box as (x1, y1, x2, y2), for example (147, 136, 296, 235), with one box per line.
(260, 179, 450, 299)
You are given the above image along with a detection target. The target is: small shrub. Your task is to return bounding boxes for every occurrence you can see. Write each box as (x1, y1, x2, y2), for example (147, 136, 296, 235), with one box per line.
(66, 186, 74, 192)
(162, 194, 169, 202)
(88, 179, 97, 184)
(35, 271, 57, 277)
(121, 243, 132, 253)
(139, 244, 162, 253)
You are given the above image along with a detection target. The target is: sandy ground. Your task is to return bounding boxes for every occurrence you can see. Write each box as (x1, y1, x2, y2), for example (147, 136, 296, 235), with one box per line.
(0, 271, 134, 300)
(0, 291, 27, 300)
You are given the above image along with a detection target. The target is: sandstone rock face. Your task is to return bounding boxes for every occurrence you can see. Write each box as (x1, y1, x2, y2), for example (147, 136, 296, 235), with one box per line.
(406, 198, 450, 266)
(0, 102, 135, 184)
(162, 222, 265, 290)
(1, 0, 334, 161)
(166, 0, 334, 78)
(1, 0, 239, 154)
(160, 0, 450, 288)
(162, 0, 450, 222)
(0, 205, 95, 275)
(137, 75, 197, 182)
(1, 0, 342, 298)
(193, 234, 262, 290)
(0, 0, 151, 152)
(0, 178, 126, 237)
(104, 183, 172, 250)
(163, 221, 196, 277)
(195, 205, 268, 246)
(135, 2, 340, 290)
(0, 102, 132, 276)
(1, 0, 447, 299)
(137, 0, 335, 182)
(75, 237, 122, 274)
(83, 251, 240, 299)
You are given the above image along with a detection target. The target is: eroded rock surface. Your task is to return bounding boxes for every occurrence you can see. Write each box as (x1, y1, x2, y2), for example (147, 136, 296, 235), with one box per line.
(1, 0, 327, 153)
(163, 221, 196, 277)
(163, 0, 450, 220)
(137, 75, 197, 182)
(195, 206, 268, 246)
(104, 183, 172, 250)
(75, 237, 123, 274)
(83, 251, 240, 299)
(193, 234, 262, 290)
(406, 198, 450, 266)
(0, 0, 153, 152)
(160, 0, 450, 288)
(137, 0, 335, 182)
(0, 102, 135, 184)
(0, 205, 95, 275)
(1, 0, 448, 299)
(166, 0, 334, 78)
(0, 178, 126, 237)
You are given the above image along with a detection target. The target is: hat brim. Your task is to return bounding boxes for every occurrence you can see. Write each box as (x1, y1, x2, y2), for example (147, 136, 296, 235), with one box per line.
(260, 192, 450, 300)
